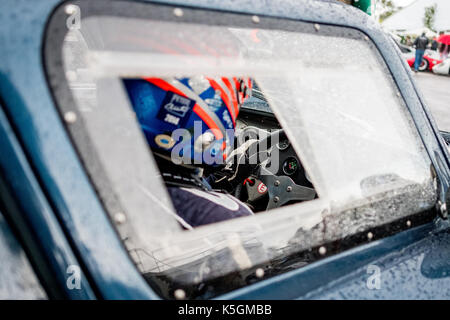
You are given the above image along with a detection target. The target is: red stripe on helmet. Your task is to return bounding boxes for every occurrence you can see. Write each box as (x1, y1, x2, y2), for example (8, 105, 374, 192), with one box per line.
(143, 78, 188, 98)
(192, 104, 223, 141)
(233, 77, 240, 91)
(207, 78, 236, 126)
(145, 77, 224, 144)
(221, 77, 239, 117)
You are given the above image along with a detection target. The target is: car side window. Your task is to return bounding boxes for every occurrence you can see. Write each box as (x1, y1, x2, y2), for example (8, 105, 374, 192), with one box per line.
(44, 1, 438, 299)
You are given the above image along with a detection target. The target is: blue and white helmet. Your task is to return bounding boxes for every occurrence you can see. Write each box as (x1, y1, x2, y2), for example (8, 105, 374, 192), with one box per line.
(123, 76, 251, 166)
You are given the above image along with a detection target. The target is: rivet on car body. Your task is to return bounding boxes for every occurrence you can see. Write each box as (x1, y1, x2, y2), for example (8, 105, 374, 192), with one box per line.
(255, 268, 264, 278)
(252, 15, 260, 24)
(64, 111, 77, 124)
(64, 4, 77, 15)
(274, 180, 280, 186)
(406, 220, 412, 227)
(273, 196, 279, 202)
(174, 289, 186, 300)
(114, 212, 127, 225)
(367, 232, 373, 240)
(319, 246, 326, 255)
(287, 186, 292, 192)
(173, 8, 184, 17)
(314, 24, 320, 31)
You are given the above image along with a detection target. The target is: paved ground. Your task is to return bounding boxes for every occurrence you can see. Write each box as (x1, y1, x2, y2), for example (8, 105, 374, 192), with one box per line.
(412, 71, 450, 132)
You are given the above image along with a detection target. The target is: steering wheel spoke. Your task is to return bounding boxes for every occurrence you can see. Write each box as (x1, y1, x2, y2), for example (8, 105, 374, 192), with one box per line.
(259, 167, 316, 210)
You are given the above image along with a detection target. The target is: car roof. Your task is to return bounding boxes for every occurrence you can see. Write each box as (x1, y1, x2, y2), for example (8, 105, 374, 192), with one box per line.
(153, 0, 364, 27)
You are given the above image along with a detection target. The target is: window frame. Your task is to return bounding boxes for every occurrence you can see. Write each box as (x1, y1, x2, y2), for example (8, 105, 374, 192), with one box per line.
(43, 0, 443, 299)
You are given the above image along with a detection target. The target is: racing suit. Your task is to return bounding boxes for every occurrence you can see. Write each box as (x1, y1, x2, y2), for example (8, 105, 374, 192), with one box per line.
(157, 160, 253, 228)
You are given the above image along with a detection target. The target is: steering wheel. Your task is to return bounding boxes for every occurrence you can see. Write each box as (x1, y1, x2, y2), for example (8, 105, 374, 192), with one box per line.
(249, 129, 316, 210)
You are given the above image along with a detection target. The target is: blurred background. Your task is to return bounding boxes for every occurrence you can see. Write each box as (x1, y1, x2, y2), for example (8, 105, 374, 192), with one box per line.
(350, 0, 450, 131)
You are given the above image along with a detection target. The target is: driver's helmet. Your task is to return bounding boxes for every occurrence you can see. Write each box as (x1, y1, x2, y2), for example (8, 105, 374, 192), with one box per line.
(124, 76, 251, 166)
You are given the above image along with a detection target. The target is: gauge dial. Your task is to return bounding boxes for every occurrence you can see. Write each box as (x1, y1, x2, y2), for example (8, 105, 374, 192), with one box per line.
(282, 157, 299, 176)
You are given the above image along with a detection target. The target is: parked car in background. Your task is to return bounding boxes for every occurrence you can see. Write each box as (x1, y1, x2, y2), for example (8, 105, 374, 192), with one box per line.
(404, 50, 443, 72)
(432, 58, 450, 75)
(393, 40, 441, 72)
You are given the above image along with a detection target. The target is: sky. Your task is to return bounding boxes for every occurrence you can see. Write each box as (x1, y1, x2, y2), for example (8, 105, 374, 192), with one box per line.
(391, 0, 415, 7)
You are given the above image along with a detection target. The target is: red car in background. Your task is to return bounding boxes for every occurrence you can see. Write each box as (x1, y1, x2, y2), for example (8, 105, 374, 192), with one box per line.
(395, 41, 443, 71)
(406, 53, 443, 71)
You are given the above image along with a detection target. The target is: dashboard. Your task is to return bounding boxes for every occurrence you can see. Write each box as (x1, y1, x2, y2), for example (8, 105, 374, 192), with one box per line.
(216, 107, 315, 212)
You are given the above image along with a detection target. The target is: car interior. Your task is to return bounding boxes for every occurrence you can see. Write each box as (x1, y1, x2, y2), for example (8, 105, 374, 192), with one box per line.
(124, 78, 317, 219)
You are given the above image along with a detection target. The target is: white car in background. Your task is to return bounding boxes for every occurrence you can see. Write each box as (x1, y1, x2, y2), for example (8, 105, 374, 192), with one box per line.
(432, 58, 450, 75)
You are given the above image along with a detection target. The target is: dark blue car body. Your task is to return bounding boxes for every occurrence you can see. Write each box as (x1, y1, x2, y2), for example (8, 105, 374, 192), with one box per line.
(0, 0, 449, 299)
